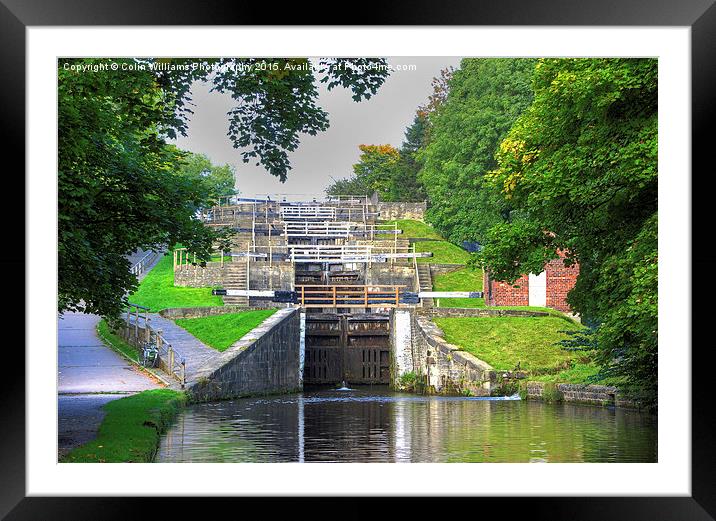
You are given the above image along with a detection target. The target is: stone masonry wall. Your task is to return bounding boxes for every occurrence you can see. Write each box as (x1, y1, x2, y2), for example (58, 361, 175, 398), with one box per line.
(524, 381, 635, 408)
(429, 264, 464, 278)
(377, 201, 427, 221)
(159, 306, 286, 320)
(174, 262, 228, 287)
(408, 311, 495, 396)
(249, 262, 295, 291)
(428, 308, 549, 319)
(186, 308, 301, 402)
(366, 265, 417, 291)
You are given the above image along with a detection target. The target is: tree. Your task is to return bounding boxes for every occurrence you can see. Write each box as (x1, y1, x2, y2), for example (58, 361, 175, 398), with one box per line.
(174, 150, 236, 199)
(417, 66, 454, 119)
(481, 58, 658, 406)
(352, 144, 402, 200)
(59, 58, 388, 318)
(326, 144, 401, 200)
(417, 58, 536, 244)
(325, 176, 371, 198)
(326, 114, 430, 202)
(392, 114, 429, 202)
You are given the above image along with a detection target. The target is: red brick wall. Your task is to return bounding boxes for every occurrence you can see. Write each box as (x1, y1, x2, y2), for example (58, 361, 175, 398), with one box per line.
(544, 254, 579, 313)
(483, 272, 529, 307)
(483, 251, 579, 313)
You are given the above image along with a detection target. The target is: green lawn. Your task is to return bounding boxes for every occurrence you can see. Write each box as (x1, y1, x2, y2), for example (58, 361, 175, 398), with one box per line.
(61, 389, 186, 463)
(385, 218, 471, 265)
(97, 319, 141, 362)
(129, 253, 223, 312)
(175, 309, 278, 351)
(387, 219, 443, 239)
(416, 240, 471, 264)
(433, 267, 485, 307)
(434, 316, 584, 373)
(530, 362, 602, 384)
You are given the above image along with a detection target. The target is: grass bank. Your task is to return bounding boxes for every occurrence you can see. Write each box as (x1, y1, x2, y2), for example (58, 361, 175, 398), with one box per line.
(415, 240, 471, 264)
(97, 318, 141, 363)
(387, 219, 470, 264)
(387, 219, 443, 240)
(175, 309, 278, 351)
(61, 389, 185, 463)
(433, 267, 484, 307)
(129, 253, 223, 312)
(434, 316, 585, 373)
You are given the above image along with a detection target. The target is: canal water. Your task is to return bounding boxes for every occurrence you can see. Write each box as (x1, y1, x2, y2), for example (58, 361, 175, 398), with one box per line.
(155, 387, 657, 463)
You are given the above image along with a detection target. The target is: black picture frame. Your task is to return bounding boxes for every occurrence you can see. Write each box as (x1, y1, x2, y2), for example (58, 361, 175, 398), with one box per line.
(5, 0, 713, 518)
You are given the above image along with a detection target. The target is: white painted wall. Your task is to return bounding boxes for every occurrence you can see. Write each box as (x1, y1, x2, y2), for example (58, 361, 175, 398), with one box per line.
(528, 272, 547, 307)
(299, 312, 306, 385)
(393, 310, 414, 375)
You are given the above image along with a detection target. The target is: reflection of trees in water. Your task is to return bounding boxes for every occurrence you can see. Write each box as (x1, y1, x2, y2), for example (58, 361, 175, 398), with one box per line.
(435, 401, 656, 463)
(158, 399, 300, 462)
(156, 394, 657, 463)
(302, 396, 395, 461)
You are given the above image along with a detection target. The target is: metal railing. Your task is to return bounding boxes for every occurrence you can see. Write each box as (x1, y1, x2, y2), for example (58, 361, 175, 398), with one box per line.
(122, 303, 186, 387)
(412, 242, 423, 308)
(325, 194, 370, 206)
(284, 221, 353, 238)
(288, 244, 374, 264)
(296, 285, 406, 308)
(279, 206, 337, 220)
(130, 250, 161, 277)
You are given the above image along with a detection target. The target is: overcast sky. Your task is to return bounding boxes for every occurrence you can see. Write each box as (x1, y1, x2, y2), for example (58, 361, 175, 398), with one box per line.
(172, 57, 463, 198)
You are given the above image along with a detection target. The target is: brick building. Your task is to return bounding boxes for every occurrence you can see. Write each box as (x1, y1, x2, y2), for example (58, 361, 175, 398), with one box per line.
(483, 251, 579, 313)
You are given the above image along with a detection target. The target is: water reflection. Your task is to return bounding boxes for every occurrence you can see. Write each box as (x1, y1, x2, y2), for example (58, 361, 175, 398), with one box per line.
(156, 387, 657, 463)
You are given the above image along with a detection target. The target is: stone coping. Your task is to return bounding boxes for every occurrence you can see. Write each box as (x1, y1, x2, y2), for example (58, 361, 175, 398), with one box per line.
(425, 307, 549, 318)
(188, 308, 297, 384)
(159, 306, 284, 319)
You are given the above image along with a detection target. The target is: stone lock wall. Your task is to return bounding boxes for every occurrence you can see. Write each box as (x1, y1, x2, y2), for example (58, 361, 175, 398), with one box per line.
(366, 265, 418, 291)
(377, 201, 427, 221)
(390, 309, 495, 396)
(174, 262, 229, 288)
(174, 261, 295, 292)
(186, 308, 302, 402)
(249, 262, 295, 291)
(159, 306, 283, 320)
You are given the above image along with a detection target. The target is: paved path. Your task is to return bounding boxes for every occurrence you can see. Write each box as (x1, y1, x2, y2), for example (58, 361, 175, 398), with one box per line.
(128, 248, 164, 281)
(58, 312, 160, 458)
(136, 314, 220, 382)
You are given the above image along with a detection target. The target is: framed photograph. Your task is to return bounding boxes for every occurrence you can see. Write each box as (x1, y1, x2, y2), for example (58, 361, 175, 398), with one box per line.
(7, 0, 713, 518)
